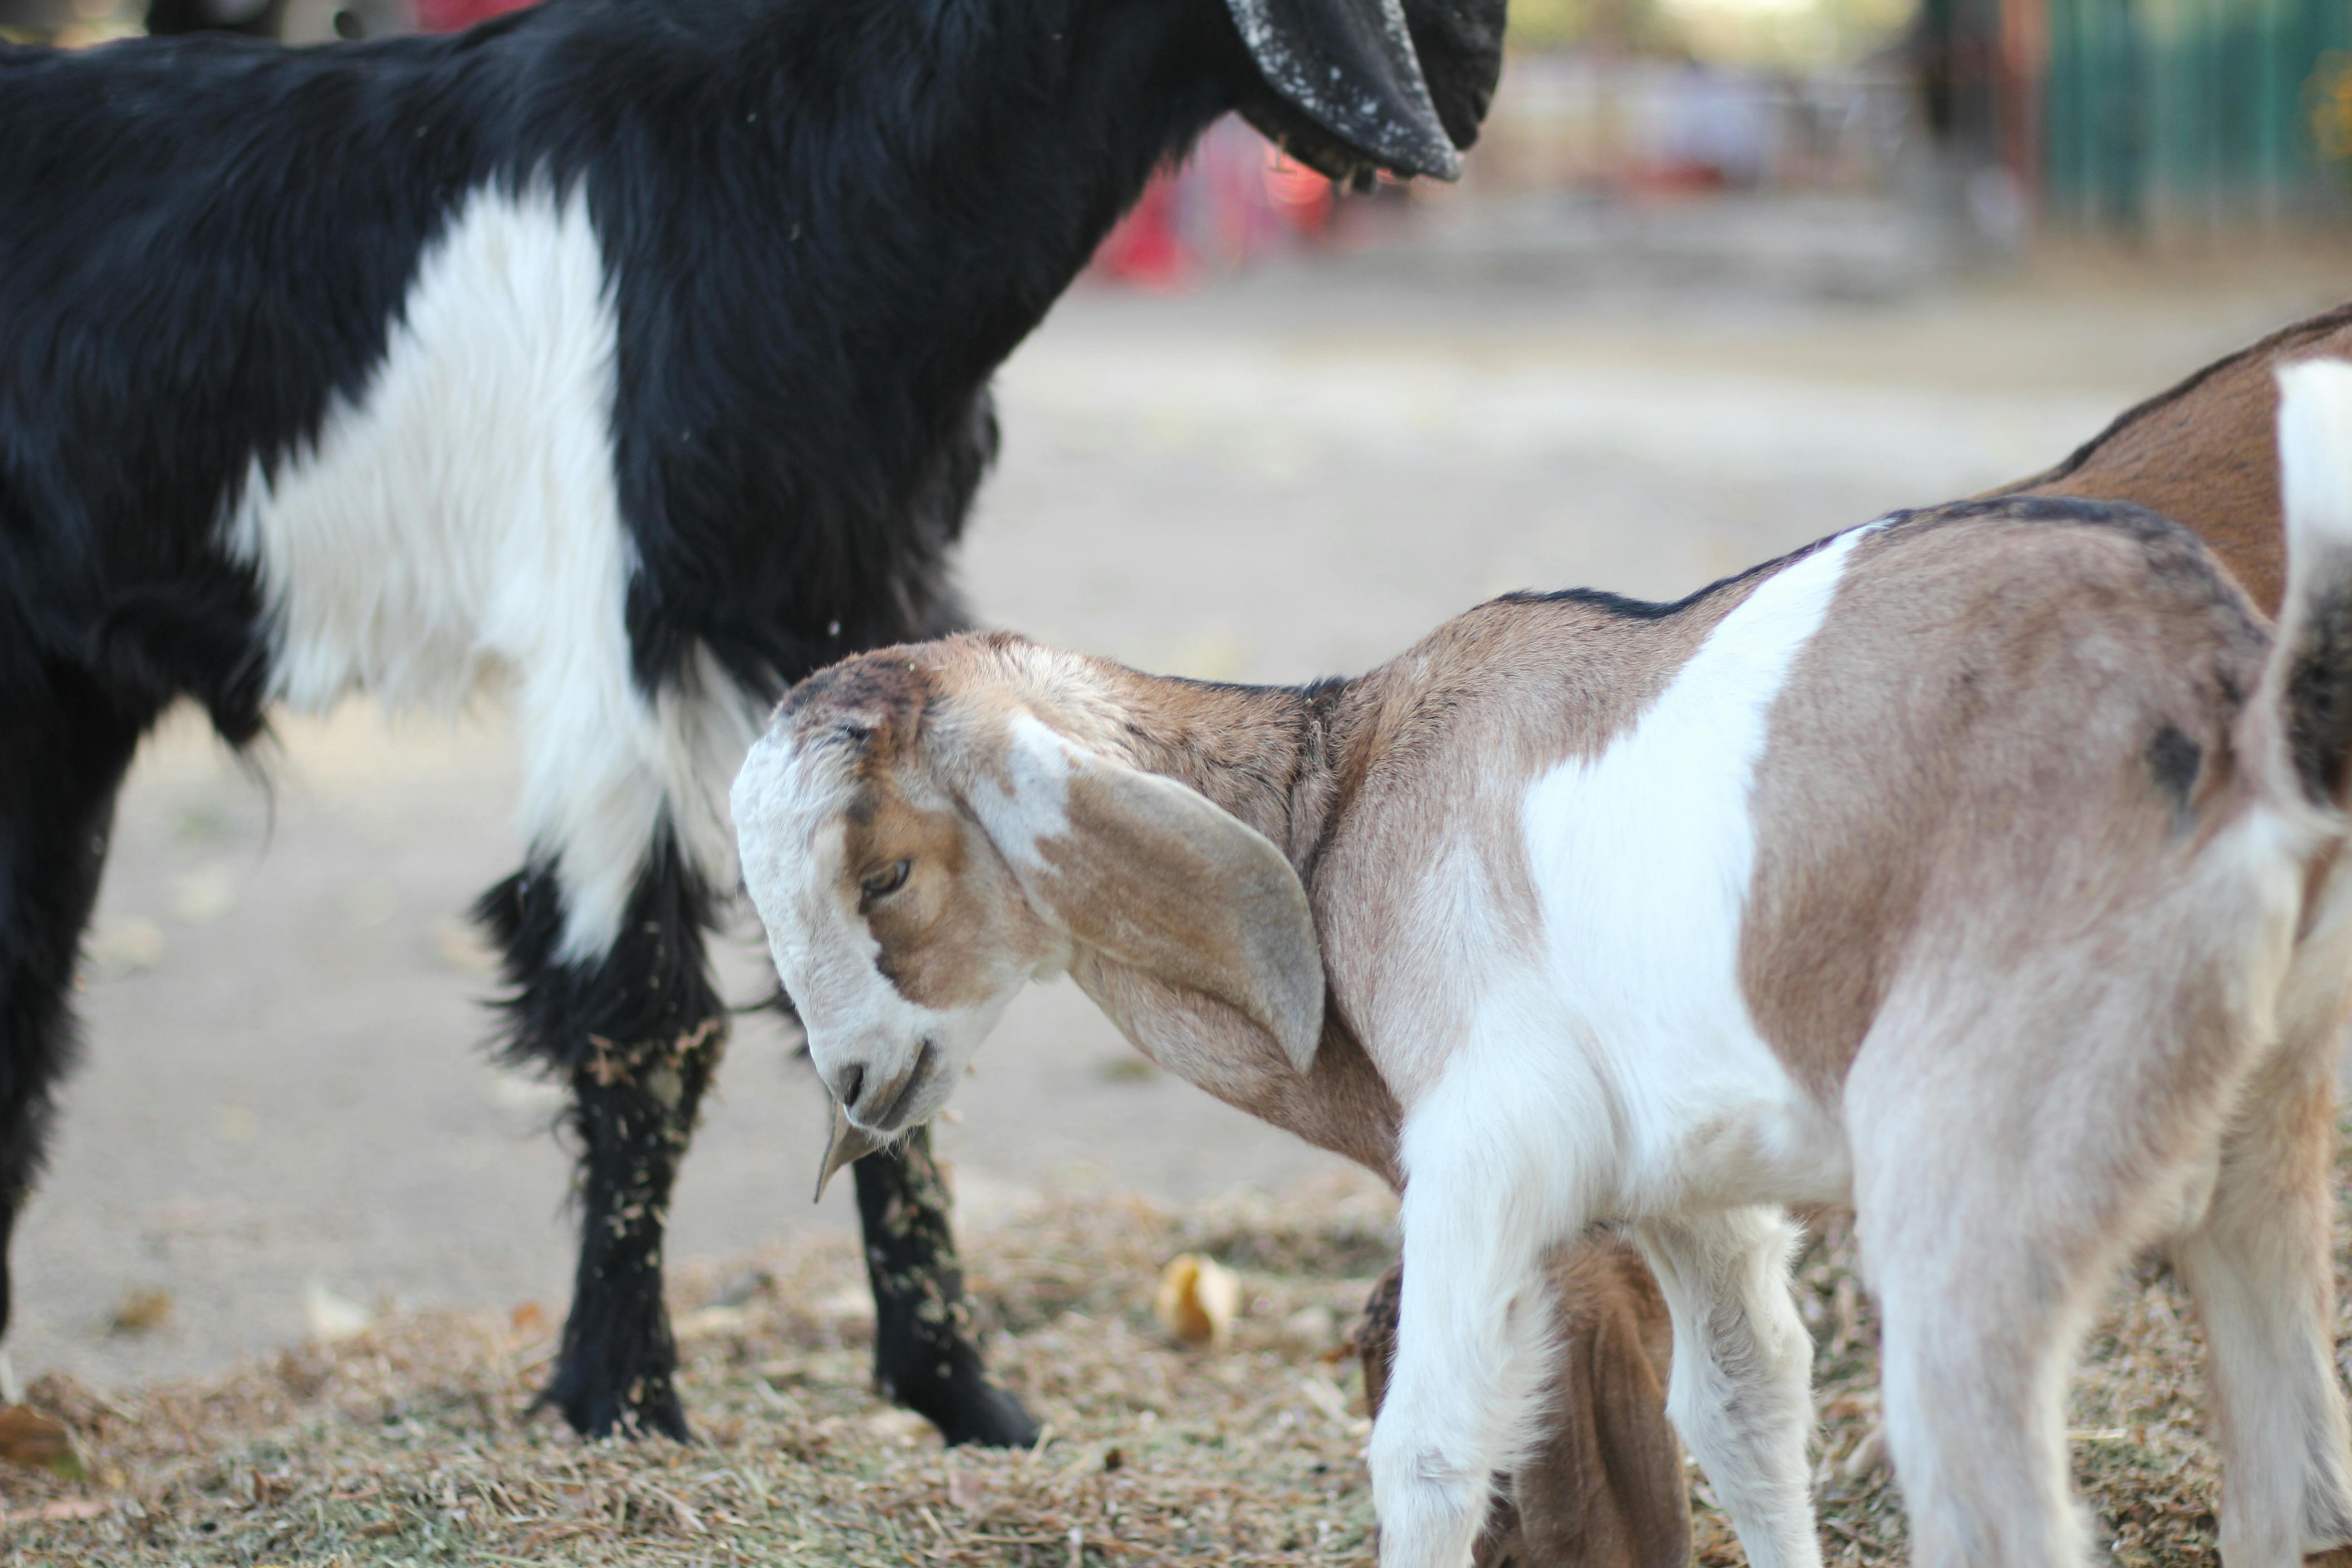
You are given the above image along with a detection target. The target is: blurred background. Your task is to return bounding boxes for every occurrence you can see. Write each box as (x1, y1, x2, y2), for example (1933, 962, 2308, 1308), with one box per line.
(4, 0, 2350, 1392)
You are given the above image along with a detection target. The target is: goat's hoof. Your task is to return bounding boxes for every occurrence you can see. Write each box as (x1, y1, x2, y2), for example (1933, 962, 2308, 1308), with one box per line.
(891, 1372, 1041, 1448)
(541, 1378, 693, 1444)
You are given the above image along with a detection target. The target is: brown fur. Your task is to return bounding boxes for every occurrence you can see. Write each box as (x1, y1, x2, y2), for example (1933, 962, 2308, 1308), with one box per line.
(1999, 303, 2352, 618)
(1741, 503, 2272, 1094)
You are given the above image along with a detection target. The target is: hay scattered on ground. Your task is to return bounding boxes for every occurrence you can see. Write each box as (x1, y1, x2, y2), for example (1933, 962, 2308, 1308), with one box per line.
(3, 1149, 2346, 1566)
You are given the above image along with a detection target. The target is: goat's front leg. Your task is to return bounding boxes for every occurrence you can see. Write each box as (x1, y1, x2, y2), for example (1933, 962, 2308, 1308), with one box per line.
(853, 1129, 1039, 1447)
(1632, 1209, 1820, 1568)
(1372, 1075, 1570, 1568)
(1359, 1240, 1692, 1568)
(478, 836, 724, 1440)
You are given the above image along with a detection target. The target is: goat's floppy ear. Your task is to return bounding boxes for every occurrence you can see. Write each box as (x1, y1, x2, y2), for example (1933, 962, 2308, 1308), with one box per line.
(1225, 0, 1463, 181)
(967, 716, 1323, 1075)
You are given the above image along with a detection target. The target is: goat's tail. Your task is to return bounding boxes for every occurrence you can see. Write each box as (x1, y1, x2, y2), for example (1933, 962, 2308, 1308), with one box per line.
(2256, 359, 2352, 812)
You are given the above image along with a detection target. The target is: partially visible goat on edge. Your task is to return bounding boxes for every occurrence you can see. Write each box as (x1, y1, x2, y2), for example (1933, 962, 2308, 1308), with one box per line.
(735, 363, 2352, 1568)
(0, 0, 1502, 1443)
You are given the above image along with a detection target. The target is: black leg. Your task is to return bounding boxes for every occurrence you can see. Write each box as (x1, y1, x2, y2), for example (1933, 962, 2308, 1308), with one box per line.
(0, 670, 145, 1345)
(475, 830, 725, 1440)
(853, 1126, 1039, 1447)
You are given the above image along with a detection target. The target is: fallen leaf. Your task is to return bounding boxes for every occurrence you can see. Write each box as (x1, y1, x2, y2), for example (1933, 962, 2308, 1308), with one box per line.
(860, 1407, 936, 1446)
(508, 1301, 549, 1339)
(1153, 1254, 1242, 1348)
(304, 1282, 372, 1343)
(0, 1406, 83, 1482)
(109, 1287, 172, 1336)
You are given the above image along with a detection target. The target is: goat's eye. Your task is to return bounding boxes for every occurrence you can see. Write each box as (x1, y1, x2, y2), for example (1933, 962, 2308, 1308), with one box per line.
(860, 860, 911, 900)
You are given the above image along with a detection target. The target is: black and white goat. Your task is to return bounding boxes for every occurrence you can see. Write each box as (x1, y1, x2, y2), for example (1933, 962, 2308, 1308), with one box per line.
(0, 0, 1502, 1441)
(734, 365, 2352, 1566)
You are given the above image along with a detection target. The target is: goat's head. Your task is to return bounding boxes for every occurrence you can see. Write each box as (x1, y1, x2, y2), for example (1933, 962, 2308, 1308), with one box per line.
(1218, 0, 1508, 183)
(731, 637, 1323, 1170)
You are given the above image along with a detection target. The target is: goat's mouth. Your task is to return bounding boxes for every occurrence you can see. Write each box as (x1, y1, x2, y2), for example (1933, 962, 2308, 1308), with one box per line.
(867, 1039, 939, 1134)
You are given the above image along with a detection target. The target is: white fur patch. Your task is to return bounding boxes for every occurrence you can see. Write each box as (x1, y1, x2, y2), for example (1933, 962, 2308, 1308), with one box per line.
(1370, 533, 1868, 1568)
(222, 180, 760, 960)
(966, 710, 1076, 870)
(1517, 526, 1872, 1215)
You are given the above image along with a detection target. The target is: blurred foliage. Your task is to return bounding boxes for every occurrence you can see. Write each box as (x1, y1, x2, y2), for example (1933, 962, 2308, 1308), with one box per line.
(1514, 0, 1916, 68)
(1511, 0, 1691, 54)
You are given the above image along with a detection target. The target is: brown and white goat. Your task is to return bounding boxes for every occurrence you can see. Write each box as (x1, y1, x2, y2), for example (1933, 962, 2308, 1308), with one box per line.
(734, 363, 2352, 1568)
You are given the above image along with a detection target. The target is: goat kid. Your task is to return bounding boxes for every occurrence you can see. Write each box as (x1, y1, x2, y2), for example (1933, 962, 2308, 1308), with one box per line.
(1343, 293, 2352, 1567)
(736, 363, 2352, 1567)
(0, 0, 1502, 1441)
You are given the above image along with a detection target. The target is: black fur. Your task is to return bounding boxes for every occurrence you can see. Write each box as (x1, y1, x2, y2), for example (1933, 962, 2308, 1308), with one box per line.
(0, 0, 1498, 1444)
(2288, 593, 2352, 806)
(854, 1127, 1041, 1447)
(2145, 722, 2203, 817)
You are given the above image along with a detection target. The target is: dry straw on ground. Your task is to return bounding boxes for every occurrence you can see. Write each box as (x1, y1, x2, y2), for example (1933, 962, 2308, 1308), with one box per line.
(2, 1148, 2347, 1567)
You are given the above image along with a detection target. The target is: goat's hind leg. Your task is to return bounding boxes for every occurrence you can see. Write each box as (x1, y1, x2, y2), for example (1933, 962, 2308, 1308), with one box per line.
(0, 672, 145, 1351)
(1853, 1086, 2127, 1568)
(2174, 1020, 2352, 1565)
(1632, 1208, 1820, 1568)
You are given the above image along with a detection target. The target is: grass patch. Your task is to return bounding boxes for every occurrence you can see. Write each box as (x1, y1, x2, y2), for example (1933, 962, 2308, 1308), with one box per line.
(5, 1146, 2347, 1566)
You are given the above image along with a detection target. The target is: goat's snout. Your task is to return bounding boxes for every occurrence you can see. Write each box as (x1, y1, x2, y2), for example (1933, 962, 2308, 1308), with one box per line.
(832, 1063, 866, 1118)
(831, 1040, 940, 1133)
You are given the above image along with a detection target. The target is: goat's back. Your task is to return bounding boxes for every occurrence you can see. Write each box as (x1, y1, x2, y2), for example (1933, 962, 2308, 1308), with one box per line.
(1315, 497, 2292, 1124)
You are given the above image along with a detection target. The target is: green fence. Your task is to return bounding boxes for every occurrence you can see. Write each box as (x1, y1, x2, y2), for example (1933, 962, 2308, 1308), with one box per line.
(2044, 0, 2352, 228)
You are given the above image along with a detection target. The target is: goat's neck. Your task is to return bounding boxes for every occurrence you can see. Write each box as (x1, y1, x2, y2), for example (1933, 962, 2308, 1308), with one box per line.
(745, 0, 1240, 398)
(1054, 659, 1345, 879)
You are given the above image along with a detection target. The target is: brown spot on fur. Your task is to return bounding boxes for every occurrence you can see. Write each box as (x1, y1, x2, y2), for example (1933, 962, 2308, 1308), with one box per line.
(850, 784, 1008, 1010)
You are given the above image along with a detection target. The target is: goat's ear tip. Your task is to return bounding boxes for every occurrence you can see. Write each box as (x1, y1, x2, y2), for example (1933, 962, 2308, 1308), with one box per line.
(1281, 1017, 1322, 1075)
(1274, 979, 1324, 1075)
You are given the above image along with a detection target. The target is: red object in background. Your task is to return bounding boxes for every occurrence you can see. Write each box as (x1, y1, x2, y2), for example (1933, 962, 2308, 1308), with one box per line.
(1094, 176, 1192, 290)
(414, 0, 529, 30)
(1093, 121, 1332, 289)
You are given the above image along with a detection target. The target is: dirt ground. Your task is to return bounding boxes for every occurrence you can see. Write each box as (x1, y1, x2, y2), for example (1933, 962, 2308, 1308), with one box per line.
(21, 211, 2352, 1394)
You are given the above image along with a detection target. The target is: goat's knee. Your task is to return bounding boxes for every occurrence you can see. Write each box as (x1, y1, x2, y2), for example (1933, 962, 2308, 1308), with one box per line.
(1370, 1434, 1490, 1568)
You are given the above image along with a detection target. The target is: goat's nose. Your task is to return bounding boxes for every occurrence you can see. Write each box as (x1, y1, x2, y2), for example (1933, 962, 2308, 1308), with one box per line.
(835, 1063, 865, 1113)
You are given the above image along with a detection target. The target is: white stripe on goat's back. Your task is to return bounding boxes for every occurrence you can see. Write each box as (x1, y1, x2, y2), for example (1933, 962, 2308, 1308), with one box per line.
(222, 180, 756, 960)
(1522, 529, 1869, 1211)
